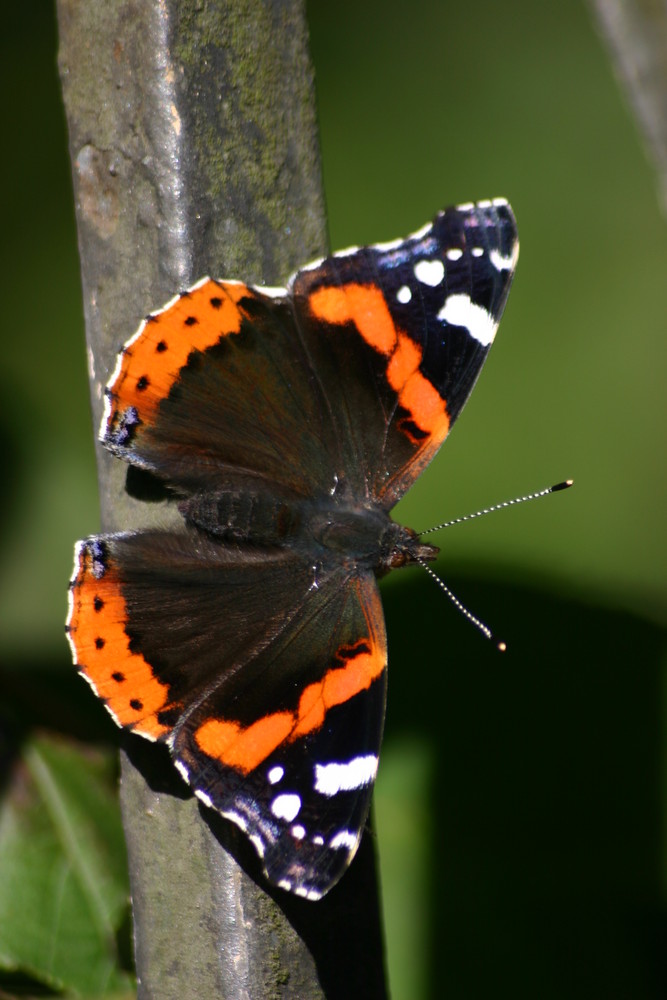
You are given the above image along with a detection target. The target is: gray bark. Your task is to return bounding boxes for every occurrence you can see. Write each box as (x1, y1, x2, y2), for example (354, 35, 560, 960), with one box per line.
(588, 0, 667, 211)
(56, 0, 387, 995)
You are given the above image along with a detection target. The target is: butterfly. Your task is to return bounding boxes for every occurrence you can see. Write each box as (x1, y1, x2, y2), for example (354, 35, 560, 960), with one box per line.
(67, 199, 518, 899)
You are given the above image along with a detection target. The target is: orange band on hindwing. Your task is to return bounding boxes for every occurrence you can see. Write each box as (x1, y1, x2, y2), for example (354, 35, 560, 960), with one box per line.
(194, 638, 386, 774)
(66, 541, 177, 740)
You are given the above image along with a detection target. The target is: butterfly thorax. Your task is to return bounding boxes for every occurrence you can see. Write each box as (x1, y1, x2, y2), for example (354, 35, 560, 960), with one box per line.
(179, 488, 438, 575)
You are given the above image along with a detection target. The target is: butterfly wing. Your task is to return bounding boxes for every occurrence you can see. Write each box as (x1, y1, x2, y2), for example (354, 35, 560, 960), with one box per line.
(290, 199, 518, 507)
(67, 529, 386, 898)
(70, 199, 519, 897)
(102, 280, 343, 499)
(102, 201, 517, 508)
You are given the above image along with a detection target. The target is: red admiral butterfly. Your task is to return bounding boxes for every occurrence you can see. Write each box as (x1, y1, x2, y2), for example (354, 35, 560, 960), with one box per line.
(67, 199, 519, 899)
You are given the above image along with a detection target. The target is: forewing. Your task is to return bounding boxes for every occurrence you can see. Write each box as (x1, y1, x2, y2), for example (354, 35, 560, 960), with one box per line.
(290, 199, 518, 507)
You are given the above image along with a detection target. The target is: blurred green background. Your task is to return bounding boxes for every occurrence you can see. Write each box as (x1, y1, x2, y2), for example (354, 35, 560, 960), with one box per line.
(1, 0, 666, 997)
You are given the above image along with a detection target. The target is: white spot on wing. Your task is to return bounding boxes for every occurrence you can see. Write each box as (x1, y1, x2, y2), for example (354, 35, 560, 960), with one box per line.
(271, 793, 301, 822)
(267, 765, 284, 785)
(332, 243, 361, 259)
(414, 259, 445, 287)
(221, 808, 248, 833)
(438, 294, 497, 346)
(295, 885, 322, 900)
(472, 247, 484, 257)
(248, 833, 266, 859)
(291, 824, 306, 840)
(396, 285, 412, 304)
(195, 789, 213, 809)
(446, 248, 463, 261)
(408, 220, 432, 241)
(330, 830, 358, 851)
(490, 247, 517, 271)
(254, 284, 287, 299)
(315, 755, 378, 797)
(369, 236, 403, 252)
(298, 258, 323, 280)
(174, 760, 190, 783)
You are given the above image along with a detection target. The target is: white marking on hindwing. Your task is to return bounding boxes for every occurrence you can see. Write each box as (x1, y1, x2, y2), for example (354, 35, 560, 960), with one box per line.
(195, 789, 213, 809)
(271, 793, 301, 822)
(295, 885, 322, 901)
(314, 755, 378, 797)
(221, 808, 249, 833)
(248, 833, 266, 859)
(438, 293, 497, 346)
(174, 760, 190, 783)
(330, 830, 358, 851)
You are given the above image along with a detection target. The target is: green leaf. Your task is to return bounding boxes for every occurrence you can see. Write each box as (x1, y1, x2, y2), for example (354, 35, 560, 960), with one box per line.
(0, 734, 133, 997)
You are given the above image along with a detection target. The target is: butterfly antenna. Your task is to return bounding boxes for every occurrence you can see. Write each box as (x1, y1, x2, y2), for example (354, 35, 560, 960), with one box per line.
(418, 480, 573, 536)
(416, 480, 573, 650)
(416, 557, 506, 652)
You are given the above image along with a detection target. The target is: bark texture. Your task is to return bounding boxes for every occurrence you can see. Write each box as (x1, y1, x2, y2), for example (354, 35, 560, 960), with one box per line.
(57, 1, 387, 995)
(588, 0, 667, 210)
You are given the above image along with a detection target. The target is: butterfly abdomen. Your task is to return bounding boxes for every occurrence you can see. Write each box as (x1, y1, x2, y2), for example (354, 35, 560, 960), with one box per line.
(179, 489, 302, 544)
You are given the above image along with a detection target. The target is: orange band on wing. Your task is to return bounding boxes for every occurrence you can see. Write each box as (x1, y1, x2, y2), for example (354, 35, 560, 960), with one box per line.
(309, 285, 450, 442)
(67, 543, 175, 740)
(308, 284, 398, 354)
(194, 638, 386, 774)
(292, 639, 384, 737)
(105, 280, 251, 431)
(195, 713, 294, 774)
(386, 330, 420, 387)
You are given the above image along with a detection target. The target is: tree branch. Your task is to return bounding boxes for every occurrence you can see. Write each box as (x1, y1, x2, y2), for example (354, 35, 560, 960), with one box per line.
(588, 0, 667, 211)
(56, 0, 387, 995)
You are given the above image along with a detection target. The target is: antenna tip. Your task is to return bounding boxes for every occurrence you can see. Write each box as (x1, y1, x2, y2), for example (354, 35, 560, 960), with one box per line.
(496, 640, 507, 652)
(551, 479, 574, 492)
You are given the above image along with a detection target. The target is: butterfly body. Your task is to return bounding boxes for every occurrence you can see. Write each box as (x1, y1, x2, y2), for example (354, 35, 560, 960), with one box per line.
(179, 487, 438, 572)
(67, 199, 518, 899)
